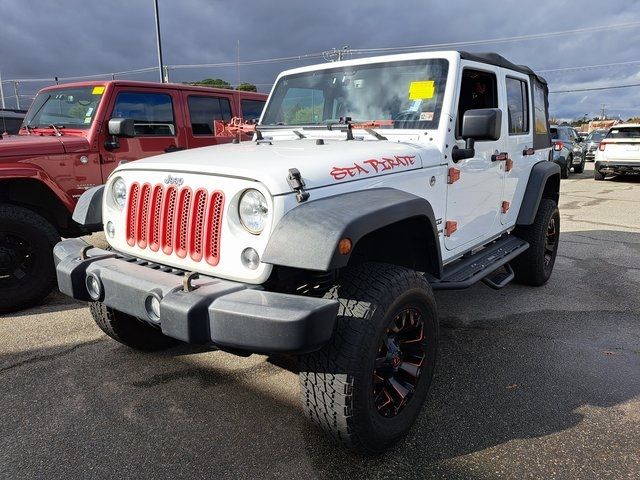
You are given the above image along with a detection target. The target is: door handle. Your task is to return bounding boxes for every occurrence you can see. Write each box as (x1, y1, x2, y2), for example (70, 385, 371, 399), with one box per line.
(523, 148, 535, 156)
(164, 145, 186, 153)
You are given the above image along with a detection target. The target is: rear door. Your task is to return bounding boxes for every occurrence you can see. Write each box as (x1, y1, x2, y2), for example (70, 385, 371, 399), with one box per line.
(99, 87, 188, 179)
(501, 74, 533, 225)
(182, 92, 235, 149)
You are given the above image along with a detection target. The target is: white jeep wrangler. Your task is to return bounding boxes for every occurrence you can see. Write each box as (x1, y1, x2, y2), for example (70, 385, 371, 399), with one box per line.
(55, 51, 560, 454)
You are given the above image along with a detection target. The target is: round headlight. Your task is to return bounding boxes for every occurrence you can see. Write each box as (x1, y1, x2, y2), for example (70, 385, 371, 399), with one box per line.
(111, 177, 127, 210)
(239, 189, 268, 234)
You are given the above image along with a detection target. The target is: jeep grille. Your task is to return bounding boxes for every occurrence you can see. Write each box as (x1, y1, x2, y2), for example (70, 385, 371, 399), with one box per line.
(125, 182, 224, 266)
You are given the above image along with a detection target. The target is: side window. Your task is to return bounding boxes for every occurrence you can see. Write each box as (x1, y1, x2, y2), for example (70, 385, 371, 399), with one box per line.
(506, 77, 529, 135)
(187, 96, 232, 135)
(456, 69, 498, 136)
(112, 92, 175, 136)
(240, 99, 266, 122)
(533, 82, 548, 135)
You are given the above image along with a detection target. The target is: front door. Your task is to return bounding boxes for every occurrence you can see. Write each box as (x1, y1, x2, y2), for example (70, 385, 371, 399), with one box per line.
(99, 88, 188, 180)
(444, 66, 505, 251)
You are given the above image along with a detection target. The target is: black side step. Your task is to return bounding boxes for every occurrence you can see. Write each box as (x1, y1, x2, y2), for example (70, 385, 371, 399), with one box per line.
(429, 236, 529, 290)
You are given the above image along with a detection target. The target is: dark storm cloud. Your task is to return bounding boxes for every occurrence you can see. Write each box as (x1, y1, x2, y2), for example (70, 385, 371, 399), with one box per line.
(1, 0, 639, 120)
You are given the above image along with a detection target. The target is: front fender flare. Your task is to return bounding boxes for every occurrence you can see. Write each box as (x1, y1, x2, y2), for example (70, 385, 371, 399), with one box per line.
(262, 188, 441, 273)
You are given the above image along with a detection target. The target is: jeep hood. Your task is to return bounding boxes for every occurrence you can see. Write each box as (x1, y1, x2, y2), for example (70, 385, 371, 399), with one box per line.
(0, 134, 89, 158)
(117, 139, 441, 195)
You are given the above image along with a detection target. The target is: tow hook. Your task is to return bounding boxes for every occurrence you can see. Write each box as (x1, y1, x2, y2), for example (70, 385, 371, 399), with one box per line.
(287, 168, 310, 203)
(182, 271, 200, 292)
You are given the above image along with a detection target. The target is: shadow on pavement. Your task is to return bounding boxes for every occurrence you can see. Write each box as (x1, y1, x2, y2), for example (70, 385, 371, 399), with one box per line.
(1, 230, 638, 479)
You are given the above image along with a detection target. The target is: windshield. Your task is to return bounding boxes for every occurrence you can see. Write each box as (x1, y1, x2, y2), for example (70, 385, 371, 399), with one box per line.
(606, 127, 640, 139)
(24, 86, 105, 129)
(587, 131, 606, 141)
(262, 59, 449, 129)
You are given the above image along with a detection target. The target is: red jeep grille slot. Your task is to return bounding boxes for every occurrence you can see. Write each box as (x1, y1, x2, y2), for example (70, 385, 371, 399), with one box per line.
(148, 185, 164, 252)
(126, 182, 140, 246)
(161, 186, 178, 255)
(137, 183, 152, 249)
(205, 192, 225, 266)
(125, 182, 224, 265)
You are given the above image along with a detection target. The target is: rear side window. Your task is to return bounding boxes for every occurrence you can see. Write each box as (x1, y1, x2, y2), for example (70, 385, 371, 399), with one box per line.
(506, 77, 529, 135)
(533, 83, 548, 135)
(240, 99, 265, 122)
(187, 96, 232, 135)
(606, 127, 640, 139)
(112, 92, 175, 136)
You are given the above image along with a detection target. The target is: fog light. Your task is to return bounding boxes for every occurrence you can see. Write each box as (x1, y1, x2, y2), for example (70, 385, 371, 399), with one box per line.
(145, 295, 161, 322)
(86, 274, 102, 301)
(241, 247, 260, 270)
(106, 221, 115, 239)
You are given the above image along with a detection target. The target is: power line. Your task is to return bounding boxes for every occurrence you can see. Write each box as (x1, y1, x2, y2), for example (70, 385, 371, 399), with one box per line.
(550, 83, 640, 94)
(537, 59, 640, 74)
(348, 21, 640, 55)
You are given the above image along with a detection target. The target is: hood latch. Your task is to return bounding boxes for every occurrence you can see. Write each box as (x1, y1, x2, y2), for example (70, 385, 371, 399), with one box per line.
(287, 168, 310, 203)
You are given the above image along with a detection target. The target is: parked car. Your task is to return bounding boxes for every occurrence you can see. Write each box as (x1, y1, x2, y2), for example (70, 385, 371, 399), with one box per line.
(55, 51, 558, 454)
(550, 124, 584, 177)
(581, 129, 607, 162)
(594, 123, 640, 180)
(0, 80, 266, 312)
(0, 108, 26, 135)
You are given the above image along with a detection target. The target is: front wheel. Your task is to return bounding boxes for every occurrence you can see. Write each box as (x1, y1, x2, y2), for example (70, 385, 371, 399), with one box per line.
(0, 205, 60, 313)
(573, 156, 585, 174)
(594, 169, 606, 181)
(511, 199, 560, 286)
(299, 263, 439, 454)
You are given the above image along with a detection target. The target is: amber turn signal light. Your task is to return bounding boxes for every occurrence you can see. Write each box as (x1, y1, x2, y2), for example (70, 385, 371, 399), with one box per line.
(338, 238, 352, 255)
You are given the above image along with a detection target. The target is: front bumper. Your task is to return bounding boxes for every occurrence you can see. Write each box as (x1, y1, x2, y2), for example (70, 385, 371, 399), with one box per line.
(595, 160, 640, 175)
(54, 238, 339, 354)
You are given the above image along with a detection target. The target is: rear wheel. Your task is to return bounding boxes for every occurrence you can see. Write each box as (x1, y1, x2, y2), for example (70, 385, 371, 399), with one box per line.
(90, 302, 180, 351)
(594, 169, 606, 181)
(0, 205, 60, 313)
(512, 199, 560, 286)
(299, 263, 439, 454)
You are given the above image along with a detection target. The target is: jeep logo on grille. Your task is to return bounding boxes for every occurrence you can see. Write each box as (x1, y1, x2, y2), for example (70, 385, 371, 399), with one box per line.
(164, 175, 184, 186)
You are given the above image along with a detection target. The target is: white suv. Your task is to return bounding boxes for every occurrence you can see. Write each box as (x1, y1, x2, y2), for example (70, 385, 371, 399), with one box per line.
(55, 51, 560, 454)
(594, 123, 640, 180)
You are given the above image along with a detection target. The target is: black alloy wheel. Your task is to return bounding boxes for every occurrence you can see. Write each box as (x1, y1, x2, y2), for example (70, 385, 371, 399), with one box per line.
(373, 307, 427, 418)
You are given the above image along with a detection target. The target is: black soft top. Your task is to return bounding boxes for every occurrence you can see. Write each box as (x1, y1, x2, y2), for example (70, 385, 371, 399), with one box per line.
(459, 51, 548, 86)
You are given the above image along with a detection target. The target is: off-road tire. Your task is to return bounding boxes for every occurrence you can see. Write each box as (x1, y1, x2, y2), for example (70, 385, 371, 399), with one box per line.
(511, 199, 560, 286)
(594, 169, 606, 181)
(0, 204, 60, 313)
(299, 262, 439, 454)
(90, 302, 179, 351)
(573, 157, 585, 174)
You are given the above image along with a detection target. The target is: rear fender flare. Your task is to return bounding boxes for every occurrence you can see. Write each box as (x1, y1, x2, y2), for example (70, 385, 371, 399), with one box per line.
(516, 161, 561, 225)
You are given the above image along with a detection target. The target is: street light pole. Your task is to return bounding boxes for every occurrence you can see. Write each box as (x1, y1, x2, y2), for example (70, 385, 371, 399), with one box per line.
(153, 0, 167, 83)
(0, 71, 5, 109)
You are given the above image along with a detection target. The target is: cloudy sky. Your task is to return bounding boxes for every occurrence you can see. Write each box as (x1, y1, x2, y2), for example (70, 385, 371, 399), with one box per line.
(1, 0, 640, 121)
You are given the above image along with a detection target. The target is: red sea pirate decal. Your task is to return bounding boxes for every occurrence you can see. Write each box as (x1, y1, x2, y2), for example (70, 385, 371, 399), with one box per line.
(330, 155, 416, 181)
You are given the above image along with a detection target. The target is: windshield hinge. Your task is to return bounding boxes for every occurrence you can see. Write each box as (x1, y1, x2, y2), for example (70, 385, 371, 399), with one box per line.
(287, 168, 310, 203)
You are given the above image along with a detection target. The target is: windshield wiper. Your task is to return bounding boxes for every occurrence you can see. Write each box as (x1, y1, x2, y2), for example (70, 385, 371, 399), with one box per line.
(48, 124, 63, 137)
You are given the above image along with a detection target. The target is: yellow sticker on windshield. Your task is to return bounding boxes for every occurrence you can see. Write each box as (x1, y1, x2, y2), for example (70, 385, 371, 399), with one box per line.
(409, 81, 435, 100)
(92, 86, 105, 95)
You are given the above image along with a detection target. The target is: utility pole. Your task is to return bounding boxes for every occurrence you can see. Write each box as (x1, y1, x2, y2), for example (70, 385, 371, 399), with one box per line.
(13, 81, 20, 110)
(153, 0, 167, 83)
(600, 104, 607, 120)
(0, 71, 5, 109)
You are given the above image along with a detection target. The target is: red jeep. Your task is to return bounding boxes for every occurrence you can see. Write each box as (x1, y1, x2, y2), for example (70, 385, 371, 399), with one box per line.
(0, 80, 266, 312)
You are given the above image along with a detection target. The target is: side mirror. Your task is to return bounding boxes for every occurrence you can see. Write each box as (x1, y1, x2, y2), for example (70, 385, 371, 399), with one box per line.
(108, 118, 135, 138)
(461, 108, 502, 141)
(452, 108, 502, 162)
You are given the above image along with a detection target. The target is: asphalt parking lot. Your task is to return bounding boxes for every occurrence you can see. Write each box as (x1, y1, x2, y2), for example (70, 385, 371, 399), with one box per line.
(1, 163, 639, 480)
